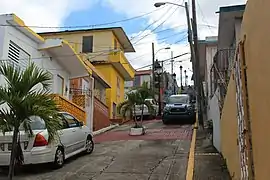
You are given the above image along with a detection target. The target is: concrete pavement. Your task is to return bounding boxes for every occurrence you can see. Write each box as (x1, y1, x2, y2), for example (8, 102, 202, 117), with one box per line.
(0, 120, 193, 180)
(193, 128, 231, 180)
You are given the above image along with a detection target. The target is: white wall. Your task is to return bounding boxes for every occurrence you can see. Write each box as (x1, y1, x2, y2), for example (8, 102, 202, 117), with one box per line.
(208, 87, 221, 152)
(206, 45, 217, 98)
(0, 19, 71, 98)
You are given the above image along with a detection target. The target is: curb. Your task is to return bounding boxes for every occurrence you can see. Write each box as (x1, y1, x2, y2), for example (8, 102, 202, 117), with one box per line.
(93, 124, 119, 136)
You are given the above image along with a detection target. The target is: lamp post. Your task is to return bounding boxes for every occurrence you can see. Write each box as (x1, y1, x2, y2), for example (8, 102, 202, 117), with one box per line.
(172, 73, 176, 94)
(180, 65, 183, 90)
(154, 60, 163, 116)
(184, 70, 187, 87)
(154, 2, 185, 8)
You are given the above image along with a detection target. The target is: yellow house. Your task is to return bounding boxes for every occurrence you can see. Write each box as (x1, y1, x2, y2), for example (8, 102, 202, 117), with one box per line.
(39, 27, 136, 119)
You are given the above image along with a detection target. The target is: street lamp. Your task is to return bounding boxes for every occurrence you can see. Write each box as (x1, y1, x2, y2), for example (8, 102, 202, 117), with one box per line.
(180, 66, 183, 90)
(154, 2, 185, 8)
(155, 47, 171, 55)
(184, 70, 187, 87)
(154, 60, 163, 116)
(172, 73, 176, 94)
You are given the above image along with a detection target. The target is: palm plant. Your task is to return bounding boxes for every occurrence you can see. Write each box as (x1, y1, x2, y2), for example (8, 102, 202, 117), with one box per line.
(117, 91, 140, 127)
(136, 82, 154, 125)
(0, 62, 62, 180)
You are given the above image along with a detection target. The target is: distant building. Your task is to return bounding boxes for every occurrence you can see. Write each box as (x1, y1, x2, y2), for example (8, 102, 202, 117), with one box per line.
(124, 70, 151, 99)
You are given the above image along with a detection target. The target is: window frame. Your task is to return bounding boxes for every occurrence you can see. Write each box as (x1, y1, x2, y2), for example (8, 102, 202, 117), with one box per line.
(62, 113, 80, 128)
(82, 36, 93, 53)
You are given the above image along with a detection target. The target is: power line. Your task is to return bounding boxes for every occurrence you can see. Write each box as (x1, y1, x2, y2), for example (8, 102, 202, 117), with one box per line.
(133, 6, 180, 45)
(0, 9, 161, 29)
(135, 52, 190, 70)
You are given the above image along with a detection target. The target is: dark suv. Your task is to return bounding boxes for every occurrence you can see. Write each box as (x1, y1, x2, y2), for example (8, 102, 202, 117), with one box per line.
(162, 94, 196, 124)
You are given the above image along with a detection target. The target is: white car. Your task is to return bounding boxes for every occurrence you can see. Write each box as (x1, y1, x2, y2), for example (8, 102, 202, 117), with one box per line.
(134, 99, 158, 119)
(0, 112, 94, 168)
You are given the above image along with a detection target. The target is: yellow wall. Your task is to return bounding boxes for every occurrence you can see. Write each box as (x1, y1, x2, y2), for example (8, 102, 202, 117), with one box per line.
(40, 31, 128, 119)
(41, 31, 114, 62)
(220, 0, 270, 179)
(94, 64, 125, 118)
(220, 77, 241, 179)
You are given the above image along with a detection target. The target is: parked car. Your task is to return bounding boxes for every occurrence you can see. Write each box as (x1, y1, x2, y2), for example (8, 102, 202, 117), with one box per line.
(162, 94, 196, 124)
(134, 99, 158, 120)
(0, 112, 94, 168)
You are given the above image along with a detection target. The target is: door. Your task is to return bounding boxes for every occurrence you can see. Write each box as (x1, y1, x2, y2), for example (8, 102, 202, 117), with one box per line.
(58, 116, 74, 155)
(62, 113, 85, 151)
(113, 103, 117, 119)
(56, 75, 64, 96)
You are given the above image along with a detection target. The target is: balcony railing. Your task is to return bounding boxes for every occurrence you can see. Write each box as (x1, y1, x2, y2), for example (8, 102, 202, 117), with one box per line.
(51, 94, 86, 123)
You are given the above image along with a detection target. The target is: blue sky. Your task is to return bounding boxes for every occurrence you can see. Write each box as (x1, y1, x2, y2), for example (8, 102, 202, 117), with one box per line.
(0, 0, 246, 85)
(63, 3, 186, 46)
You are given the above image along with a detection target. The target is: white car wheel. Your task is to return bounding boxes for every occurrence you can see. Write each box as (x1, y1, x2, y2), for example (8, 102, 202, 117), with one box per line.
(85, 137, 94, 154)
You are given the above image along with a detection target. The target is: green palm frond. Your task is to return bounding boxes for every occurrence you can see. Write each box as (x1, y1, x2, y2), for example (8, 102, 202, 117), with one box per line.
(0, 62, 62, 141)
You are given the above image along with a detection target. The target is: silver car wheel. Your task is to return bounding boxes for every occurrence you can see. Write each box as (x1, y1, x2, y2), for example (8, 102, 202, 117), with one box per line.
(85, 138, 94, 154)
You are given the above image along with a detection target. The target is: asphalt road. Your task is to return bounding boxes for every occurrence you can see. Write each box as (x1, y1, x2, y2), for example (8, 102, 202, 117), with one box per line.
(0, 120, 193, 180)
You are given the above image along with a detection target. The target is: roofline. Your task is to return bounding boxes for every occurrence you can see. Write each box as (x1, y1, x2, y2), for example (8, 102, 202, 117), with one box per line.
(38, 27, 135, 52)
(216, 4, 246, 13)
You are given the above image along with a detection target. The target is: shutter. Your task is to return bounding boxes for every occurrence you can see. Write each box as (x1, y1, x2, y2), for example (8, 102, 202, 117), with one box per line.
(8, 41, 30, 70)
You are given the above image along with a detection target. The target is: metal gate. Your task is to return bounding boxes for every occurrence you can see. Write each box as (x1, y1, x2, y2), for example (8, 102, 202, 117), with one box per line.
(234, 48, 249, 179)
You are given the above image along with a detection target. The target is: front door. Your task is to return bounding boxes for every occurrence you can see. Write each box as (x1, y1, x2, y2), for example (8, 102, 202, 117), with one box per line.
(56, 75, 64, 96)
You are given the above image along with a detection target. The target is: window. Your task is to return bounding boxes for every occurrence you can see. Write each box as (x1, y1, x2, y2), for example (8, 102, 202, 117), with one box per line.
(167, 95, 189, 104)
(116, 76, 120, 97)
(8, 40, 30, 69)
(82, 36, 93, 53)
(62, 113, 79, 128)
(19, 116, 46, 131)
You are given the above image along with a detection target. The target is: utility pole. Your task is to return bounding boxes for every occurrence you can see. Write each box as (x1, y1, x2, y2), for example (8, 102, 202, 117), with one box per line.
(184, 2, 195, 74)
(170, 51, 174, 74)
(191, 0, 204, 127)
(184, 70, 187, 86)
(152, 42, 155, 94)
(180, 65, 183, 89)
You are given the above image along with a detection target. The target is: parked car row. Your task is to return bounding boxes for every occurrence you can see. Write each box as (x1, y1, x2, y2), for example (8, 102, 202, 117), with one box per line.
(0, 112, 94, 168)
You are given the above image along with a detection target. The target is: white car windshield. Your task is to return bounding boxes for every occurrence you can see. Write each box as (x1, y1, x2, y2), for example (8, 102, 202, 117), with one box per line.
(19, 116, 46, 131)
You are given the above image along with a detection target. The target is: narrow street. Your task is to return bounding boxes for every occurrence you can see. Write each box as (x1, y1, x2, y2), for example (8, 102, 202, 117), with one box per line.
(0, 120, 193, 180)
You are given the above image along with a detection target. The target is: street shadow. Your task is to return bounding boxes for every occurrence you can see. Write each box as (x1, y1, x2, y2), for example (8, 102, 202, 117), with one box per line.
(0, 151, 86, 177)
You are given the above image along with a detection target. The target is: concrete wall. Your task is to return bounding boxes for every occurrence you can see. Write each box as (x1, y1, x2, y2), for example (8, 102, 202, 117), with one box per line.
(206, 45, 217, 98)
(220, 0, 270, 179)
(0, 21, 70, 99)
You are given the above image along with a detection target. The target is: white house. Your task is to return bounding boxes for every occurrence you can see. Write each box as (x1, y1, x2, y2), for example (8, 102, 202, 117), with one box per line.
(0, 14, 94, 130)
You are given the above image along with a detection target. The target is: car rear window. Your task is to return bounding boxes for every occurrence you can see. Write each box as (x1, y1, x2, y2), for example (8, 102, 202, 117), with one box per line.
(19, 116, 46, 130)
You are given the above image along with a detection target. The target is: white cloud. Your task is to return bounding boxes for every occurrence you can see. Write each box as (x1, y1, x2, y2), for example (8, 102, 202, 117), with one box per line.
(0, 0, 96, 32)
(126, 30, 193, 85)
(104, 0, 247, 85)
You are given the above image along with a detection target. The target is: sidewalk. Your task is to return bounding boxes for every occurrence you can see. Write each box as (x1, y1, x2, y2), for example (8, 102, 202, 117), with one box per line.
(193, 128, 231, 180)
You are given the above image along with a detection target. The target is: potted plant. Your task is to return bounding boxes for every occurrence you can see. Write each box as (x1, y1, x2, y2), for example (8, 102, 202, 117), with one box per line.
(118, 82, 154, 136)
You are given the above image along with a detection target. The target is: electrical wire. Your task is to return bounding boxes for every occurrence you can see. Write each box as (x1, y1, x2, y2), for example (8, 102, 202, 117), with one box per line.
(0, 9, 162, 29)
(135, 52, 190, 70)
(132, 6, 180, 45)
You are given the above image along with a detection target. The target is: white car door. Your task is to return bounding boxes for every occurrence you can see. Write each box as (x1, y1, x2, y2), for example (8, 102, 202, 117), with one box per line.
(62, 113, 86, 151)
(58, 116, 75, 155)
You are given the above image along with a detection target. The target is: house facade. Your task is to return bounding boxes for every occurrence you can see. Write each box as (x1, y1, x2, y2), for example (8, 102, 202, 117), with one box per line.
(204, 4, 246, 179)
(0, 14, 95, 130)
(38, 28, 136, 120)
